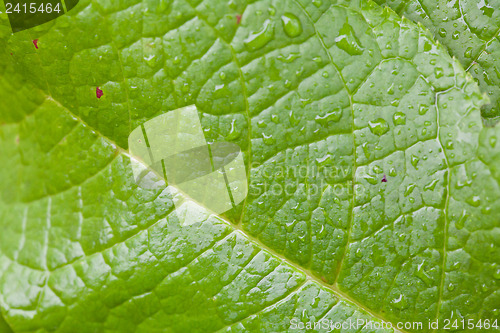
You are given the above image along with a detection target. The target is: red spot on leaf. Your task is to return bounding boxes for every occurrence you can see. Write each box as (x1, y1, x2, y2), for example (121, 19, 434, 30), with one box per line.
(33, 39, 39, 49)
(236, 14, 242, 25)
(381, 175, 387, 183)
(96, 87, 103, 99)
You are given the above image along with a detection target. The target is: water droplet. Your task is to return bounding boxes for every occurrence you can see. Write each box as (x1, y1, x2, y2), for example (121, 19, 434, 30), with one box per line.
(481, 5, 494, 18)
(438, 28, 447, 37)
(373, 165, 384, 174)
(315, 108, 343, 125)
(387, 83, 395, 95)
(335, 20, 364, 55)
(424, 179, 439, 191)
(416, 262, 432, 286)
(464, 47, 473, 58)
(277, 52, 301, 63)
(219, 71, 226, 80)
(262, 133, 275, 145)
(355, 248, 363, 258)
(411, 155, 420, 169)
(404, 183, 416, 197)
(364, 174, 378, 185)
(393, 112, 406, 126)
(418, 105, 429, 115)
(257, 120, 267, 128)
(455, 211, 467, 230)
(490, 136, 497, 148)
(389, 168, 397, 177)
(435, 67, 444, 78)
(322, 71, 329, 78)
(494, 268, 500, 280)
(467, 196, 481, 207)
(245, 19, 275, 51)
(281, 13, 302, 38)
(368, 118, 389, 136)
(289, 109, 301, 126)
(312, 0, 322, 7)
(447, 283, 455, 291)
(227, 119, 241, 140)
(452, 31, 460, 40)
(391, 294, 409, 310)
(143, 54, 157, 67)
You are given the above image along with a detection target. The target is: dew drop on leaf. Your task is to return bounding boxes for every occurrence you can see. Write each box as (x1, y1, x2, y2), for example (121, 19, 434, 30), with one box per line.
(424, 179, 439, 191)
(464, 47, 473, 58)
(244, 19, 274, 51)
(435, 67, 444, 78)
(416, 262, 432, 286)
(490, 136, 497, 148)
(411, 155, 420, 169)
(467, 195, 481, 207)
(364, 174, 378, 185)
(289, 109, 300, 126)
(281, 13, 302, 38)
(391, 294, 408, 310)
(404, 184, 416, 197)
(389, 168, 397, 177)
(368, 118, 389, 136)
(227, 119, 241, 140)
(335, 20, 364, 55)
(315, 108, 343, 125)
(262, 133, 275, 145)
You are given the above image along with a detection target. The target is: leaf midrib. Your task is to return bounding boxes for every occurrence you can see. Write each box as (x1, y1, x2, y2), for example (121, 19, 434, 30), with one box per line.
(38, 94, 408, 333)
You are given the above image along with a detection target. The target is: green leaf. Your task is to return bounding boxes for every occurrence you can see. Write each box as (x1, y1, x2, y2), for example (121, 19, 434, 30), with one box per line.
(374, 0, 500, 122)
(0, 313, 13, 333)
(1, 0, 499, 332)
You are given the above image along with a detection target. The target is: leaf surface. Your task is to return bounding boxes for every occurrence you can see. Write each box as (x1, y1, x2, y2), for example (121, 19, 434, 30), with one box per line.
(0, 0, 499, 332)
(375, 0, 500, 122)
